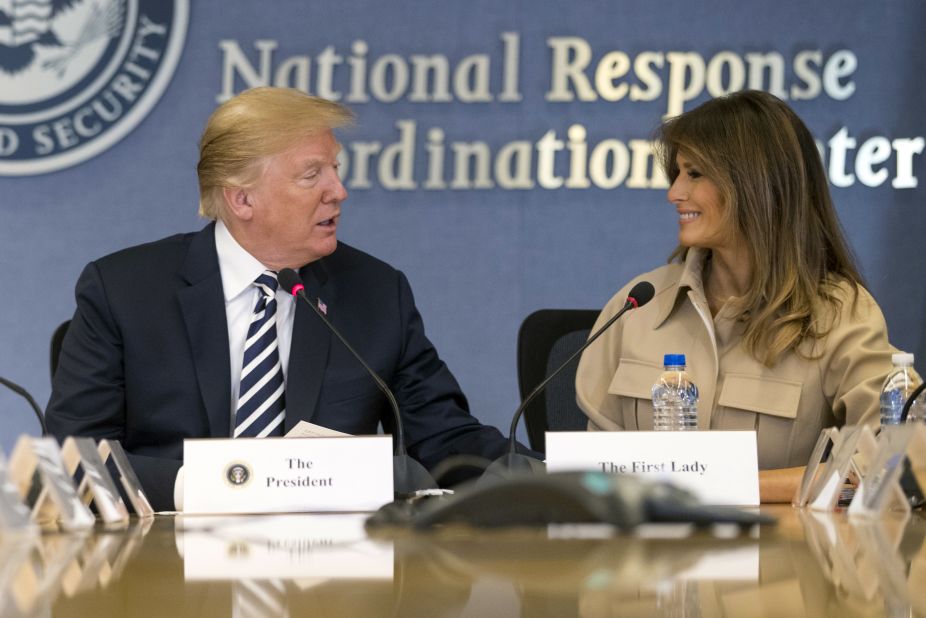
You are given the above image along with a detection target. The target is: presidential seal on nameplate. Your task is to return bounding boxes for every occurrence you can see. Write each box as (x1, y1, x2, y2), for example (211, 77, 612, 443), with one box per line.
(183, 437, 394, 514)
(545, 431, 760, 506)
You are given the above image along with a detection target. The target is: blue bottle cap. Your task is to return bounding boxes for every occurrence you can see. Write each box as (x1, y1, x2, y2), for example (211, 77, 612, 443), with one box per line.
(663, 353, 686, 366)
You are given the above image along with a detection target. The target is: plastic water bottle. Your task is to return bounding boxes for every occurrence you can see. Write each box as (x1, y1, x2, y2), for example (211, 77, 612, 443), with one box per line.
(880, 353, 921, 426)
(651, 354, 699, 431)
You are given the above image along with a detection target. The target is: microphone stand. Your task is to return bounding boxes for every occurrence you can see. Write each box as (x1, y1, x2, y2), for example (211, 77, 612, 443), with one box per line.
(506, 297, 638, 456)
(279, 269, 437, 497)
(485, 281, 655, 481)
(0, 376, 47, 436)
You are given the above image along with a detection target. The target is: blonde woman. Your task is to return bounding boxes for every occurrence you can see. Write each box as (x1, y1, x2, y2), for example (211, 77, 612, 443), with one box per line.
(576, 90, 897, 502)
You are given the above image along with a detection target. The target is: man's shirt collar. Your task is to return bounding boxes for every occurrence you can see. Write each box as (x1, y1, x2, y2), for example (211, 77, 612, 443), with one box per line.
(215, 220, 269, 302)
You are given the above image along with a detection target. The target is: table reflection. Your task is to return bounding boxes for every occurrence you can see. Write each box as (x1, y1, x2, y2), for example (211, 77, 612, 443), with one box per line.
(175, 513, 393, 582)
(0, 507, 922, 616)
(801, 508, 926, 616)
(0, 517, 149, 616)
(383, 523, 760, 617)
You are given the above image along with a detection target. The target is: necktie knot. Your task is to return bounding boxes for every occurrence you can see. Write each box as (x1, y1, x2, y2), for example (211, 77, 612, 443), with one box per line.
(255, 271, 279, 298)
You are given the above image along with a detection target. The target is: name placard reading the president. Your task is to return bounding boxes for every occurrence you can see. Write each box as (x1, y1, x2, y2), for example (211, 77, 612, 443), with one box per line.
(184, 437, 393, 514)
(546, 431, 759, 505)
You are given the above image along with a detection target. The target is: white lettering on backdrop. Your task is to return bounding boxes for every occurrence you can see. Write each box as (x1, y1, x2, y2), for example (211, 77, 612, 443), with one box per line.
(214, 33, 924, 192)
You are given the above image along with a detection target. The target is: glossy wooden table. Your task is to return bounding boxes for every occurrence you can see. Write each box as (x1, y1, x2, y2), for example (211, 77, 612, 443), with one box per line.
(3, 506, 925, 617)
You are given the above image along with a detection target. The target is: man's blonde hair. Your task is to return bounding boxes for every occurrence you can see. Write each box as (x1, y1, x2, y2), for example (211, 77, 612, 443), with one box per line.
(197, 87, 354, 219)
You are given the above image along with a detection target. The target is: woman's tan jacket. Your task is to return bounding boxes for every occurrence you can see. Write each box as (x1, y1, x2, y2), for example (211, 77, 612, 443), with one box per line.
(575, 249, 895, 469)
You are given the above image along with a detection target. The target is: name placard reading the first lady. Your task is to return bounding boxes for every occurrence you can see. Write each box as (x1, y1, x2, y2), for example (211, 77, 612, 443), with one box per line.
(183, 437, 393, 514)
(546, 431, 759, 506)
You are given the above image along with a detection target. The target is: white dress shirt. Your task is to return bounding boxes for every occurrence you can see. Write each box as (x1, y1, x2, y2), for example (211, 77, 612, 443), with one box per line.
(175, 221, 298, 511)
(215, 219, 296, 429)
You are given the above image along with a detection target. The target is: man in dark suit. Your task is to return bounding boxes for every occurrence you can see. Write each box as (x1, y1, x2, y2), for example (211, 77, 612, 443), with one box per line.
(46, 87, 532, 511)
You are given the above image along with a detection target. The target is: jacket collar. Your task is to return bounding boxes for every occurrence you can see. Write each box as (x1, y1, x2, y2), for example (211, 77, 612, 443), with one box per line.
(178, 222, 221, 285)
(652, 247, 709, 329)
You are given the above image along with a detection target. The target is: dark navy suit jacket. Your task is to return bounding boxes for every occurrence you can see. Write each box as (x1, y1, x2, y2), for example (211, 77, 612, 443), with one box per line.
(47, 224, 520, 510)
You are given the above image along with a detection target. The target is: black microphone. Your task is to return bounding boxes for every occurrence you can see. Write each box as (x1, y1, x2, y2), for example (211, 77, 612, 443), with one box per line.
(277, 268, 437, 497)
(0, 376, 47, 436)
(488, 281, 657, 478)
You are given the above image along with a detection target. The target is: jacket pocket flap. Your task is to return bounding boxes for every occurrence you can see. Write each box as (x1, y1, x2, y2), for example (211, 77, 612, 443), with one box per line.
(608, 358, 663, 399)
(718, 373, 802, 419)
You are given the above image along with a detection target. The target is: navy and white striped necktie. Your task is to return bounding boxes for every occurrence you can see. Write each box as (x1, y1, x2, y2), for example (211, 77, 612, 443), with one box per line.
(234, 271, 286, 438)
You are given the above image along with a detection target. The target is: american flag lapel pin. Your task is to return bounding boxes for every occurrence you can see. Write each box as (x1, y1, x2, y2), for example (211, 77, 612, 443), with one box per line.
(317, 298, 328, 315)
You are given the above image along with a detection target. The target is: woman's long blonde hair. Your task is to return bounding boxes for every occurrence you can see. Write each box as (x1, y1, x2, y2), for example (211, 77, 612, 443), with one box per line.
(657, 90, 863, 367)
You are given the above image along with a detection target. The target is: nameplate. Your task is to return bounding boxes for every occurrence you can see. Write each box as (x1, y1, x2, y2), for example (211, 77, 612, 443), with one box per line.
(183, 437, 394, 514)
(8, 436, 95, 530)
(60, 437, 129, 526)
(97, 440, 154, 518)
(851, 423, 926, 517)
(808, 425, 879, 512)
(546, 431, 759, 506)
(792, 427, 839, 507)
(0, 450, 34, 533)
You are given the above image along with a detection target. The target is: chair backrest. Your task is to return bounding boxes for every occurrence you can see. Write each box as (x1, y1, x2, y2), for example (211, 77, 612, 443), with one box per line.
(517, 309, 600, 453)
(50, 320, 71, 382)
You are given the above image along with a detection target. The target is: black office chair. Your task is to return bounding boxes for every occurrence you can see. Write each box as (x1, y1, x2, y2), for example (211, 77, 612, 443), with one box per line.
(517, 309, 600, 453)
(50, 319, 71, 381)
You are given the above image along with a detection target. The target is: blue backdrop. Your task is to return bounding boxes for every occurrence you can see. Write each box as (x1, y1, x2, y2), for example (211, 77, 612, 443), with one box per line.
(2, 0, 924, 453)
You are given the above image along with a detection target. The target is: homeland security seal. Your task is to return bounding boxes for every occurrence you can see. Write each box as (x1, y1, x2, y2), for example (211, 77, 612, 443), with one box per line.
(0, 0, 188, 175)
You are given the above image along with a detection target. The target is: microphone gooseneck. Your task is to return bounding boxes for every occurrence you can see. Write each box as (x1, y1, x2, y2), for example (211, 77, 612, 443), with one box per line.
(278, 268, 406, 455)
(506, 281, 656, 454)
(278, 268, 437, 496)
(0, 376, 47, 436)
